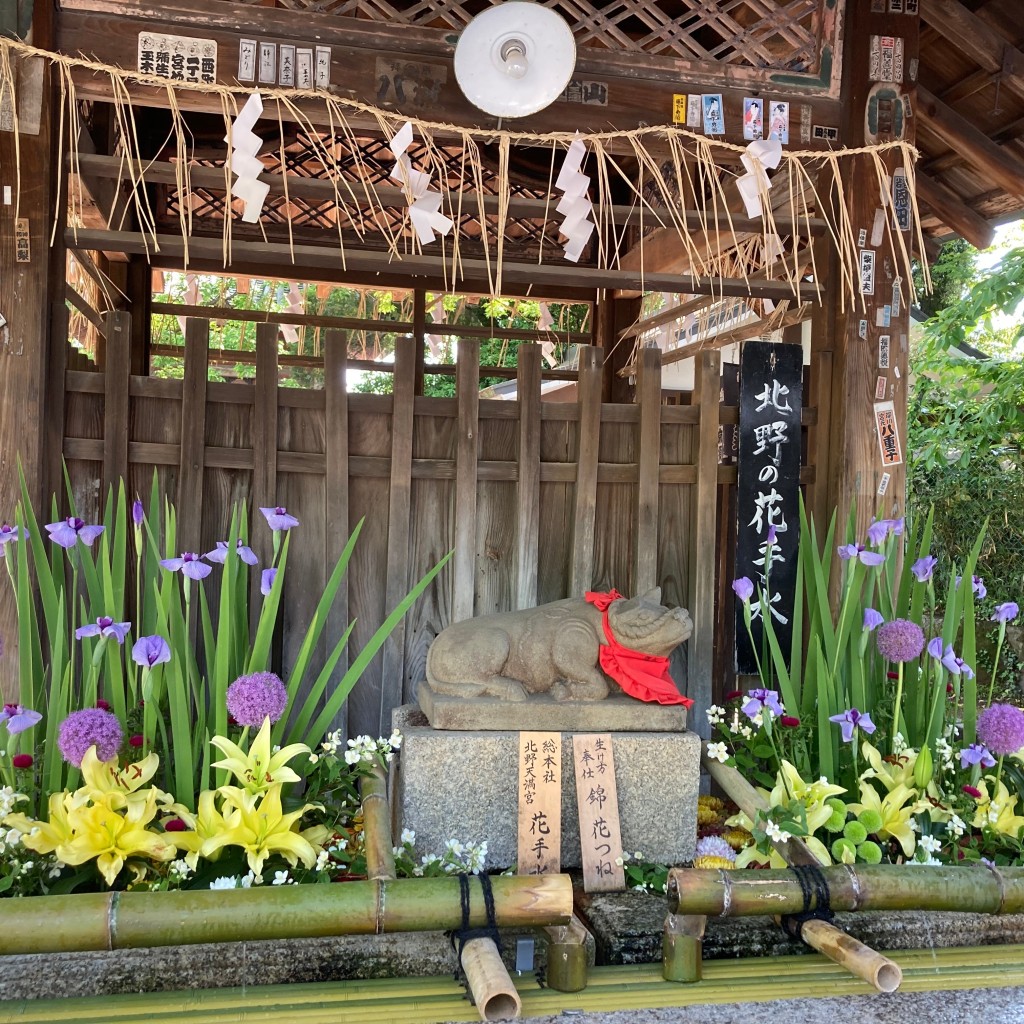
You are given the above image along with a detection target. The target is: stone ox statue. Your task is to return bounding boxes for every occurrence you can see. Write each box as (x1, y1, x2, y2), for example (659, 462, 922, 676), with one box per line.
(425, 588, 692, 704)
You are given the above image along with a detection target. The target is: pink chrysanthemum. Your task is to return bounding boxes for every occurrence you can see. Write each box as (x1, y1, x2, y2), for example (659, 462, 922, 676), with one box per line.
(226, 671, 288, 727)
(977, 703, 1024, 756)
(876, 618, 925, 663)
(58, 708, 123, 767)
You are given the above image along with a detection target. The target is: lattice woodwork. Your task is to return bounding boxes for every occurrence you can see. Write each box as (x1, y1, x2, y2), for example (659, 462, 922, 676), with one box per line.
(221, 0, 823, 71)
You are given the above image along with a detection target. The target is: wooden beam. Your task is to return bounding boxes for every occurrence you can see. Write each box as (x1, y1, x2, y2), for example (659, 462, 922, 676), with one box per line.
(67, 230, 821, 302)
(917, 85, 1024, 202)
(915, 173, 996, 250)
(452, 339, 480, 623)
(921, 0, 1024, 107)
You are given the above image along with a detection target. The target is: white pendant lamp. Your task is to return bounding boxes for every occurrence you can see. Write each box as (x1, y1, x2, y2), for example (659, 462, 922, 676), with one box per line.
(454, 2, 577, 119)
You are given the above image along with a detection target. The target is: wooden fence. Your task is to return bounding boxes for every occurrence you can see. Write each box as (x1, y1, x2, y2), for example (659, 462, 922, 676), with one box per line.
(59, 312, 725, 739)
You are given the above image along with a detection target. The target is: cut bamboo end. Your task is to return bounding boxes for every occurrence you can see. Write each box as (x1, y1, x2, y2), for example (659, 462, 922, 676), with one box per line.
(799, 919, 902, 993)
(461, 937, 523, 1021)
(544, 915, 590, 993)
(662, 913, 706, 983)
(360, 763, 397, 882)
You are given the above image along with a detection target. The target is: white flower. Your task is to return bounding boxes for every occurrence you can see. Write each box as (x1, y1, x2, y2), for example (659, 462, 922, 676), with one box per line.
(308, 753, 319, 765)
(273, 870, 290, 886)
(22, 860, 33, 871)
(344, 750, 361, 765)
(315, 849, 330, 872)
(893, 732, 908, 755)
(171, 859, 192, 878)
(634, 851, 644, 860)
(210, 876, 239, 890)
(421, 853, 440, 866)
(706, 742, 729, 763)
(389, 729, 403, 750)
(332, 838, 348, 852)
(614, 856, 624, 866)
(47, 866, 62, 879)
(445, 839, 464, 856)
(240, 871, 256, 888)
(272, 744, 281, 754)
(912, 854, 941, 866)
(751, 711, 764, 729)
(401, 828, 416, 845)
(706, 704, 726, 726)
(739, 726, 753, 739)
(764, 821, 784, 843)
(918, 834, 942, 854)
(947, 815, 966, 839)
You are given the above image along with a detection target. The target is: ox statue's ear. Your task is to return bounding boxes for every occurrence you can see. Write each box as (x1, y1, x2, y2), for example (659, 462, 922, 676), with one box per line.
(641, 586, 662, 604)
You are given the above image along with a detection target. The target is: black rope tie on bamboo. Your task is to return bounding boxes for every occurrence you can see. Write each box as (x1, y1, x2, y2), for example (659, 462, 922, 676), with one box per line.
(447, 873, 503, 1000)
(779, 864, 835, 940)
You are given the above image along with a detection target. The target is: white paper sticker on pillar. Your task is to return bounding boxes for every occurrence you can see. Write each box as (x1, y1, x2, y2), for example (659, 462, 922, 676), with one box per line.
(859, 319, 868, 339)
(258, 43, 277, 84)
(296, 49, 313, 90)
(138, 33, 217, 84)
(877, 472, 891, 497)
(870, 207, 886, 246)
(702, 94, 724, 135)
(686, 95, 702, 128)
(889, 0, 904, 12)
(315, 47, 332, 88)
(894, 38, 904, 82)
(894, 365, 901, 380)
(279, 45, 295, 87)
(859, 249, 876, 296)
(876, 307, 887, 327)
(857, 228, 867, 247)
(892, 280, 902, 317)
(879, 334, 890, 368)
(906, 0, 918, 12)
(573, 734, 624, 892)
(238, 39, 257, 82)
(903, 95, 913, 120)
(874, 400, 903, 466)
(875, 375, 887, 400)
(800, 104, 812, 143)
(908, 56, 919, 81)
(2, 185, 10, 205)
(768, 100, 789, 144)
(14, 218, 30, 263)
(518, 732, 561, 876)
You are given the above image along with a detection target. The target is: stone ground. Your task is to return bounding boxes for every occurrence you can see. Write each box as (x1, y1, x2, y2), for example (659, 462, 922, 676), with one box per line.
(443, 986, 1024, 1023)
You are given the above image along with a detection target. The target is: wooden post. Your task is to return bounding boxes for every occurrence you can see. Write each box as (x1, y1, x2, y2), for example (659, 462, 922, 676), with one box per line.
(827, 0, 919, 532)
(176, 319, 210, 554)
(634, 344, 661, 596)
(101, 310, 131, 497)
(515, 343, 541, 610)
(452, 338, 480, 623)
(569, 345, 602, 598)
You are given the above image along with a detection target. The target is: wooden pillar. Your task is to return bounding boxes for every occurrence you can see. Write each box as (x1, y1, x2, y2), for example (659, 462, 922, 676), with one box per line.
(597, 291, 641, 404)
(827, 0, 918, 532)
(0, 5, 60, 698)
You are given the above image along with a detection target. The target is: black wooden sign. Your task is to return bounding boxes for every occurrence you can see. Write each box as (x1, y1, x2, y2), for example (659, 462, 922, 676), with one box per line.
(735, 341, 803, 674)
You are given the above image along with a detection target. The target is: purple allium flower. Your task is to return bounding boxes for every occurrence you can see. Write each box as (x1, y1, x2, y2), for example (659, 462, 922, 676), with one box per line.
(911, 556, 938, 582)
(959, 743, 996, 769)
(131, 634, 171, 668)
(977, 703, 1024, 756)
(731, 577, 754, 603)
(741, 688, 784, 720)
(75, 615, 131, 644)
(260, 506, 300, 532)
(160, 552, 213, 580)
(993, 603, 1020, 624)
(204, 539, 259, 566)
(132, 499, 144, 527)
(58, 707, 124, 766)
(837, 543, 886, 567)
(863, 608, 884, 632)
(261, 567, 278, 596)
(956, 574, 987, 600)
(0, 703, 41, 735)
(0, 523, 27, 552)
(694, 835, 736, 861)
(876, 618, 925, 663)
(44, 516, 104, 549)
(829, 707, 876, 744)
(226, 671, 288, 727)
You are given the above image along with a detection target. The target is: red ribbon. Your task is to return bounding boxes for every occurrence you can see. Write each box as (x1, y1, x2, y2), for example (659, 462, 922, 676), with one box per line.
(584, 591, 693, 707)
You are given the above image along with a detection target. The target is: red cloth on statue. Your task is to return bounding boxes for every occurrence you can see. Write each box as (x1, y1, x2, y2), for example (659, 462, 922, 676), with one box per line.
(584, 591, 693, 707)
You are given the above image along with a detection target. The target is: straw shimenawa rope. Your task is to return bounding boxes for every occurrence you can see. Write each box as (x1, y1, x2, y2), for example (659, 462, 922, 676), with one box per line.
(0, 35, 929, 303)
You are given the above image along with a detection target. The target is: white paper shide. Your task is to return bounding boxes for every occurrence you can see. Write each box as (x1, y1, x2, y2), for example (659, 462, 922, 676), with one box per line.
(389, 121, 454, 246)
(555, 137, 595, 263)
(225, 92, 269, 224)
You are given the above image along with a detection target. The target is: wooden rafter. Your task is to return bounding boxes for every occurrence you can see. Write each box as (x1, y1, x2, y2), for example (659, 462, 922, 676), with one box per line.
(915, 173, 995, 250)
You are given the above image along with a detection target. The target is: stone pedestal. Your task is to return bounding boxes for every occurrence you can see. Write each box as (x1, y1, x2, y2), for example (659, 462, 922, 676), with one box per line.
(392, 705, 700, 870)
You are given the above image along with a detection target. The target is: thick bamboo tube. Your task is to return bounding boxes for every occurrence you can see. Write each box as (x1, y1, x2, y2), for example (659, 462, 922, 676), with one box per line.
(360, 762, 397, 881)
(544, 914, 590, 992)
(800, 918, 902, 993)
(662, 913, 705, 983)
(461, 938, 523, 1021)
(668, 864, 1024, 917)
(0, 874, 573, 955)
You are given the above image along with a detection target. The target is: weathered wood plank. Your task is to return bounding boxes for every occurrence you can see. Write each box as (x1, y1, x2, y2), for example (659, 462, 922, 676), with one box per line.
(569, 346, 602, 597)
(515, 344, 541, 610)
(452, 340, 480, 622)
(379, 338, 416, 734)
(635, 345, 662, 596)
(253, 323, 280, 517)
(101, 310, 131, 495)
(175, 318, 209, 552)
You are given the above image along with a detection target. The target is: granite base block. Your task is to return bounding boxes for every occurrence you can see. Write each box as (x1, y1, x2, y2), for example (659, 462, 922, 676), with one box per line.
(392, 705, 700, 870)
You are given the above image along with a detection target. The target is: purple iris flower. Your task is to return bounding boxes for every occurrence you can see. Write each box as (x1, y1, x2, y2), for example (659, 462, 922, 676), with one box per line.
(0, 524, 28, 552)
(927, 636, 944, 660)
(863, 608, 884, 631)
(0, 703, 42, 735)
(159, 552, 213, 581)
(261, 567, 278, 596)
(766, 525, 778, 545)
(959, 743, 996, 769)
(742, 688, 784, 720)
(132, 500, 144, 527)
(731, 577, 754, 603)
(204, 539, 259, 566)
(837, 543, 885, 567)
(131, 634, 171, 668)
(993, 603, 1019, 624)
(955, 574, 987, 600)
(911, 555, 937, 582)
(828, 707, 876, 744)
(260, 506, 300, 532)
(76, 615, 131, 644)
(44, 516, 105, 549)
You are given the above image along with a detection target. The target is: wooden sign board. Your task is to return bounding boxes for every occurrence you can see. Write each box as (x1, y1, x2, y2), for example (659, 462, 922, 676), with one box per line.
(517, 732, 561, 876)
(572, 734, 624, 892)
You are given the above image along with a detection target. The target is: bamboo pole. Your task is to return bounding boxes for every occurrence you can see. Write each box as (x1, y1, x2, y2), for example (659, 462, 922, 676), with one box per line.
(461, 938, 524, 1021)
(0, 875, 573, 956)
(360, 763, 397, 882)
(668, 864, 1024, 917)
(662, 912, 705, 983)
(544, 914, 590, 992)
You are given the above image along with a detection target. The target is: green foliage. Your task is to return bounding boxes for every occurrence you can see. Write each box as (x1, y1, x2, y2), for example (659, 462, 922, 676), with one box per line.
(912, 239, 977, 320)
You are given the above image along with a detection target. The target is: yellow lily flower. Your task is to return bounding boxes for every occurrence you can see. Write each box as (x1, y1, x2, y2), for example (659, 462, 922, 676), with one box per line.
(60, 788, 177, 886)
(971, 777, 1024, 838)
(210, 718, 310, 794)
(173, 788, 240, 870)
(73, 748, 175, 812)
(8, 792, 75, 855)
(859, 740, 919, 792)
(849, 781, 918, 857)
(202, 783, 317, 876)
(734, 834, 831, 868)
